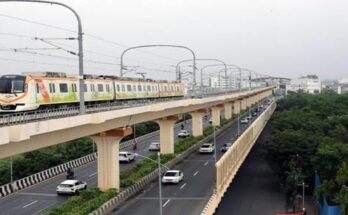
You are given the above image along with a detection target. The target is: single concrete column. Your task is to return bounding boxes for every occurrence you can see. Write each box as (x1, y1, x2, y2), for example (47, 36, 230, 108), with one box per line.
(91, 127, 132, 191)
(211, 106, 222, 126)
(156, 115, 182, 154)
(233, 101, 240, 114)
(189, 109, 208, 137)
(241, 98, 247, 110)
(224, 103, 233, 120)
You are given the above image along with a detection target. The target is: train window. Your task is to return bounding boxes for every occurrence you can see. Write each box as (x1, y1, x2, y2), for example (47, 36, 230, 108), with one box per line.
(133, 85, 136, 91)
(138, 85, 142, 92)
(36, 83, 40, 94)
(152, 86, 154, 91)
(72, 84, 77, 92)
(97, 84, 104, 92)
(127, 84, 132, 91)
(52, 84, 56, 93)
(116, 84, 120, 92)
(91, 84, 95, 92)
(83, 84, 88, 92)
(164, 86, 167, 91)
(49, 83, 53, 93)
(59, 83, 68, 93)
(147, 86, 151, 91)
(106, 84, 110, 92)
(143, 85, 146, 91)
(121, 85, 125, 92)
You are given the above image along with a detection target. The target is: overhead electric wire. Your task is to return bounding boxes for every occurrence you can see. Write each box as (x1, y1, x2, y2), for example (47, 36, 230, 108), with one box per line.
(0, 13, 181, 61)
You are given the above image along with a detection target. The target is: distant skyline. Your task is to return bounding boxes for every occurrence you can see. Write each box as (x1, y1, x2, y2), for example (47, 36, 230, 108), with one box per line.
(0, 0, 347, 81)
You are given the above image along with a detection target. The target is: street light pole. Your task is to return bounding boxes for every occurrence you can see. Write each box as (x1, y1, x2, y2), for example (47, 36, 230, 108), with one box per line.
(0, 0, 86, 114)
(213, 125, 217, 164)
(158, 152, 163, 215)
(10, 156, 13, 183)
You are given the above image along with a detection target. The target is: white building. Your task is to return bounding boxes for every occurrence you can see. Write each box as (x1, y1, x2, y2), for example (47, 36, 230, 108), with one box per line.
(288, 75, 321, 94)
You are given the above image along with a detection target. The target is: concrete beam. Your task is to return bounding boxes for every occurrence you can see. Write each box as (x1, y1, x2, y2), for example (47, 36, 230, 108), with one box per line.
(156, 115, 182, 154)
(211, 106, 221, 127)
(91, 127, 132, 191)
(189, 109, 208, 137)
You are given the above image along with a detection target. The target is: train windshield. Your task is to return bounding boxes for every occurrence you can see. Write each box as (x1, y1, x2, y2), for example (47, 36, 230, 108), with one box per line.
(0, 76, 25, 94)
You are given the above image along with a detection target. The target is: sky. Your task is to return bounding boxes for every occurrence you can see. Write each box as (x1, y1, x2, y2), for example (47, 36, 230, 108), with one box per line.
(0, 0, 347, 81)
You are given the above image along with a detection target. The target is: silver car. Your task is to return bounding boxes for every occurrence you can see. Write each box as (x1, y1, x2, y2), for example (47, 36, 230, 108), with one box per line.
(149, 142, 160, 151)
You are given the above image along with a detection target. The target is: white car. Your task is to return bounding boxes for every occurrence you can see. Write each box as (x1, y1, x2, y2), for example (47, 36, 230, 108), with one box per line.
(199, 143, 215, 153)
(119, 151, 135, 162)
(177, 130, 190, 138)
(240, 118, 249, 124)
(161, 170, 184, 184)
(56, 180, 87, 195)
(149, 142, 160, 151)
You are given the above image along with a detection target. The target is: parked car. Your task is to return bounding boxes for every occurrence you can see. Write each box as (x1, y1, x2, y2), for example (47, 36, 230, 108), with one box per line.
(240, 118, 249, 124)
(56, 180, 87, 195)
(221, 143, 232, 152)
(252, 111, 258, 117)
(149, 142, 160, 151)
(119, 151, 135, 162)
(178, 130, 190, 138)
(162, 170, 184, 184)
(199, 143, 215, 153)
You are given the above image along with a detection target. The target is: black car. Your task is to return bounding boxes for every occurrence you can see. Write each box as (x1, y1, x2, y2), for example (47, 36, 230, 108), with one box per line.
(221, 143, 232, 152)
(252, 111, 258, 116)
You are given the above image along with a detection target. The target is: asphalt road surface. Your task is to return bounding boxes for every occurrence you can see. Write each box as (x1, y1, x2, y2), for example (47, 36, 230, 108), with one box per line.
(0, 115, 212, 215)
(215, 124, 286, 215)
(113, 100, 271, 215)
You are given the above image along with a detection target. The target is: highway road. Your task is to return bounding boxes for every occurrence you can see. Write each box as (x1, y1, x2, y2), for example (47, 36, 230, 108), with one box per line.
(113, 100, 271, 215)
(0, 114, 212, 215)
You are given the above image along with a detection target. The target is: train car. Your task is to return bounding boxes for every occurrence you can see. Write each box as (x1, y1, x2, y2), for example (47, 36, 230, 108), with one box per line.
(114, 78, 159, 100)
(0, 72, 186, 113)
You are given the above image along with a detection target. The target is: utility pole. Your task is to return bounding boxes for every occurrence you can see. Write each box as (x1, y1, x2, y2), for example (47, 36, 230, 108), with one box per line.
(157, 152, 163, 215)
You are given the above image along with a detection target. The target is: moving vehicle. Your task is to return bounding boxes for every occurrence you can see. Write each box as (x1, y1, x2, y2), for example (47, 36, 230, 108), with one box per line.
(149, 142, 160, 151)
(199, 143, 215, 153)
(240, 118, 249, 124)
(209, 118, 213, 124)
(246, 114, 252, 120)
(66, 167, 74, 179)
(0, 72, 185, 112)
(161, 170, 184, 184)
(177, 130, 190, 138)
(252, 111, 258, 117)
(221, 143, 232, 152)
(119, 151, 135, 162)
(56, 180, 87, 195)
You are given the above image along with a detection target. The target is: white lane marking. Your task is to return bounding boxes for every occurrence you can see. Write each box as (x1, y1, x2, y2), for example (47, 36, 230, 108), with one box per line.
(23, 200, 38, 208)
(180, 183, 187, 190)
(193, 171, 199, 176)
(204, 161, 209, 166)
(89, 172, 97, 177)
(162, 199, 171, 207)
(18, 192, 57, 197)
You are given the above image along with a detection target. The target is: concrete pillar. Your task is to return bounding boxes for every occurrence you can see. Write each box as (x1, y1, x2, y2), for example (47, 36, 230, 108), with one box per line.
(91, 127, 132, 191)
(190, 109, 208, 137)
(156, 115, 182, 154)
(233, 101, 240, 114)
(241, 98, 247, 110)
(211, 106, 222, 126)
(224, 103, 233, 120)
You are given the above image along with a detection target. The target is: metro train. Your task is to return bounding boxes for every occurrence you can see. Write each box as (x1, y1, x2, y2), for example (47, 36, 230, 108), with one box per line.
(0, 72, 185, 112)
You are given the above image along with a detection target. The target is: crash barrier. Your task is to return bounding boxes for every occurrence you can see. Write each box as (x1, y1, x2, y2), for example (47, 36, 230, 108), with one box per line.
(0, 153, 96, 198)
(0, 119, 192, 199)
(89, 116, 235, 215)
(201, 102, 276, 215)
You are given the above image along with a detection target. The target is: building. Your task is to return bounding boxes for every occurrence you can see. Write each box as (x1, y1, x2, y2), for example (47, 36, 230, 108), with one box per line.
(287, 75, 321, 94)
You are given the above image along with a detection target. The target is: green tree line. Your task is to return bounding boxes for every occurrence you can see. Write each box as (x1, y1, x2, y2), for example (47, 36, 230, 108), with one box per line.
(264, 91, 348, 213)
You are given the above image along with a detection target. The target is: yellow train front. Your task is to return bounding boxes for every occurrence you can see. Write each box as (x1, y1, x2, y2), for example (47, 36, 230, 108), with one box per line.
(0, 72, 185, 113)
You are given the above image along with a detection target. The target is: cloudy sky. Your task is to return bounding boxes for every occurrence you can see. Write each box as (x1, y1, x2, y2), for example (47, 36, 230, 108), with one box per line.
(0, 0, 347, 81)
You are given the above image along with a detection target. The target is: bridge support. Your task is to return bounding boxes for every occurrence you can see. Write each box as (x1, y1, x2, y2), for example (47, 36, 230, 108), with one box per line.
(156, 115, 182, 154)
(223, 103, 233, 120)
(233, 101, 240, 114)
(241, 98, 247, 110)
(211, 106, 222, 126)
(190, 109, 208, 137)
(91, 127, 132, 191)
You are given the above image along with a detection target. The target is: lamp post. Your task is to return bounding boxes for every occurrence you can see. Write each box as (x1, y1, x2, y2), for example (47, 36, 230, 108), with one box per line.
(134, 152, 169, 215)
(10, 156, 13, 183)
(0, 0, 86, 114)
